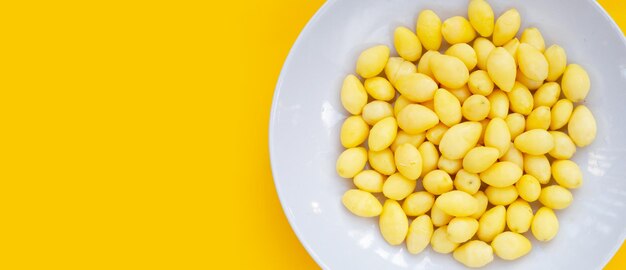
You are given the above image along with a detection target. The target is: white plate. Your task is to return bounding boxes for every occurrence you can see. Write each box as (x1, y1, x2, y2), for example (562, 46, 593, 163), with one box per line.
(269, 0, 626, 269)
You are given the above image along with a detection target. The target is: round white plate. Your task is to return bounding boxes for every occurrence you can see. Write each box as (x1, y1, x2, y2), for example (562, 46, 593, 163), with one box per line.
(269, 0, 626, 269)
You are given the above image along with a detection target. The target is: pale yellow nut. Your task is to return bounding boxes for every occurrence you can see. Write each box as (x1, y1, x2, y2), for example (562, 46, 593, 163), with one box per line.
(416, 10, 442, 51)
(368, 148, 396, 175)
(353, 170, 384, 193)
(449, 85, 472, 103)
(550, 99, 574, 131)
(487, 48, 516, 92)
(368, 116, 397, 151)
(391, 131, 426, 152)
(526, 106, 551, 131)
(445, 43, 477, 70)
(516, 69, 544, 90)
(430, 54, 470, 89)
(568, 105, 597, 147)
(362, 101, 393, 126)
(477, 205, 506, 242)
(506, 199, 533, 233)
(434, 88, 463, 126)
(385, 57, 417, 86)
(484, 118, 511, 157)
(468, 0, 495, 37)
(462, 94, 490, 121)
(473, 37, 495, 70)
(520, 27, 545, 52)
(393, 95, 414, 117)
(505, 113, 526, 139)
(431, 204, 453, 227)
(417, 50, 440, 79)
(395, 143, 423, 180)
(544, 45, 567, 82)
(539, 185, 573, 210)
(493, 9, 521, 46)
(468, 70, 494, 96)
(486, 185, 519, 205)
(523, 154, 551, 184)
(426, 123, 448, 145)
(453, 240, 494, 268)
(382, 173, 416, 200)
(397, 104, 439, 134)
(507, 82, 533, 115)
(438, 156, 463, 175)
(418, 141, 440, 175)
(491, 231, 532, 260)
(342, 189, 383, 217)
(442, 16, 476, 45)
(463, 146, 499, 174)
(395, 73, 438, 102)
(501, 142, 524, 169)
(356, 45, 390, 78)
(336, 147, 367, 178)
(488, 89, 510, 119)
(394, 26, 422, 62)
(340, 74, 367, 114)
(402, 191, 434, 216)
(423, 170, 453, 195)
(439, 121, 482, 160)
(431, 226, 459, 254)
(532, 207, 559, 241)
(340, 115, 369, 148)
(517, 43, 548, 82)
(561, 64, 590, 102)
(447, 217, 479, 243)
(516, 174, 541, 202)
(454, 169, 481, 194)
(534, 82, 561, 108)
(480, 161, 523, 187)
(470, 191, 489, 219)
(379, 200, 409, 245)
(406, 215, 433, 254)
(514, 129, 554, 155)
(549, 131, 576, 160)
(503, 38, 520, 57)
(364, 77, 395, 101)
(435, 190, 479, 217)
(552, 160, 583, 188)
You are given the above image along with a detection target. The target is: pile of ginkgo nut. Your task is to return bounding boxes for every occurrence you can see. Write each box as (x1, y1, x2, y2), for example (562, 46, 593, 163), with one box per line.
(336, 0, 597, 268)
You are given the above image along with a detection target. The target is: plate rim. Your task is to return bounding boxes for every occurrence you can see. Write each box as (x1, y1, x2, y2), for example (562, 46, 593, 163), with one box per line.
(269, 0, 335, 268)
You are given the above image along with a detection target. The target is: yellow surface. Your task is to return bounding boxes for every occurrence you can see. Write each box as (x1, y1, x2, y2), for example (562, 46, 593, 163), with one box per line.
(0, 0, 623, 269)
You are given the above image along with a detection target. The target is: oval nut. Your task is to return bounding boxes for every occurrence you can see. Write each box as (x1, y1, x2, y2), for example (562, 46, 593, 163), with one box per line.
(336, 147, 367, 178)
(356, 45, 390, 78)
(379, 200, 409, 245)
(406, 215, 433, 254)
(340, 74, 367, 114)
(342, 189, 383, 217)
(439, 121, 482, 160)
(568, 105, 596, 147)
(435, 190, 479, 217)
(491, 231, 532, 260)
(416, 10, 442, 51)
(514, 129, 554, 155)
(468, 0, 495, 37)
(394, 26, 422, 62)
(480, 161, 523, 187)
(531, 207, 559, 241)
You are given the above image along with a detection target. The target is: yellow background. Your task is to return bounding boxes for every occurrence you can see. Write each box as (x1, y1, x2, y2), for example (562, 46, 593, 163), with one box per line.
(0, 0, 623, 269)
